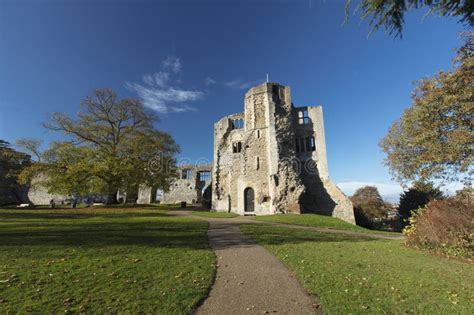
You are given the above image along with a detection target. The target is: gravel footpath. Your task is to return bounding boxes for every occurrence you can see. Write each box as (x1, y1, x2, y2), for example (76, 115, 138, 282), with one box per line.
(168, 210, 402, 314)
(169, 211, 321, 314)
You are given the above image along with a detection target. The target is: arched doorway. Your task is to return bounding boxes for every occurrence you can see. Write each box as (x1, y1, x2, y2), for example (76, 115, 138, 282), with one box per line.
(244, 187, 254, 212)
(202, 185, 212, 209)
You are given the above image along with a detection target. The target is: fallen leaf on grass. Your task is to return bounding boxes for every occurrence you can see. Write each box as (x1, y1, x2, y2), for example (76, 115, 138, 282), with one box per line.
(63, 298, 74, 304)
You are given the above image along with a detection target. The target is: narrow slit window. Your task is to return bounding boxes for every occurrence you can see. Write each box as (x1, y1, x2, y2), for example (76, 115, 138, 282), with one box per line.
(310, 136, 316, 151)
(257, 130, 260, 138)
(256, 157, 260, 170)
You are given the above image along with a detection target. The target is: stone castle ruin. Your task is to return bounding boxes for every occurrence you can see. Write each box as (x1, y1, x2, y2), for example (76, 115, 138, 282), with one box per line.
(212, 82, 354, 223)
(19, 82, 353, 224)
(138, 164, 212, 206)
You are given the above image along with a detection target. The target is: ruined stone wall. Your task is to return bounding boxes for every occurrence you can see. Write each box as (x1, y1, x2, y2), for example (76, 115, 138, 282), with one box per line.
(212, 83, 303, 215)
(268, 85, 306, 213)
(294, 106, 355, 223)
(27, 173, 68, 205)
(213, 82, 355, 223)
(138, 165, 212, 205)
(212, 113, 244, 212)
(238, 90, 271, 213)
(137, 184, 154, 204)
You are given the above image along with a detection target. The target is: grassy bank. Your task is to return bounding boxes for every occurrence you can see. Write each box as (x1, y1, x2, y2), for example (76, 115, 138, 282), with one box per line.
(253, 213, 399, 235)
(0, 209, 215, 314)
(241, 224, 473, 313)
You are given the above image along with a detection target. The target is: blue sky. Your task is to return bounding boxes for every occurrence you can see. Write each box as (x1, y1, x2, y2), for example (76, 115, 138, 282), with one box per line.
(0, 0, 466, 201)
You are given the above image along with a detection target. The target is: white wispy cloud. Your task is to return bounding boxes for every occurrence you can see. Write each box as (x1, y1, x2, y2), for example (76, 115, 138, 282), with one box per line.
(204, 77, 216, 86)
(126, 83, 203, 113)
(204, 77, 264, 90)
(127, 56, 203, 113)
(162, 56, 181, 73)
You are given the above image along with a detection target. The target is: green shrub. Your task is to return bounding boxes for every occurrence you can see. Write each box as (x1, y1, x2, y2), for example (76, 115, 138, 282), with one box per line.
(398, 181, 444, 220)
(350, 186, 394, 230)
(403, 196, 473, 258)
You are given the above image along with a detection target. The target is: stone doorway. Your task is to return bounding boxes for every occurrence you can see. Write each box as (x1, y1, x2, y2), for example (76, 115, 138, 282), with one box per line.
(244, 187, 254, 212)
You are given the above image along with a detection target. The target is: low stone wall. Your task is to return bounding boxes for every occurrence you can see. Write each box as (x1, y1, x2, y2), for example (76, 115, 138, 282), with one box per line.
(27, 174, 67, 205)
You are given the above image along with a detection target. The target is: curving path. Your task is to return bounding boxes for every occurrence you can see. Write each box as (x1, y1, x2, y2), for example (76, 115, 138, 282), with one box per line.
(168, 210, 402, 314)
(169, 211, 321, 314)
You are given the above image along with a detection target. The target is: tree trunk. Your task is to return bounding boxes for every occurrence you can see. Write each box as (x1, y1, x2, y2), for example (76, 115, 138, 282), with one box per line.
(106, 192, 118, 204)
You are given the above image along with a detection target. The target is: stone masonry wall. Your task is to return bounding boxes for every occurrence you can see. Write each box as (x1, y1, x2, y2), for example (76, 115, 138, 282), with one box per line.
(138, 165, 211, 205)
(213, 82, 355, 223)
(27, 173, 68, 205)
(267, 85, 306, 213)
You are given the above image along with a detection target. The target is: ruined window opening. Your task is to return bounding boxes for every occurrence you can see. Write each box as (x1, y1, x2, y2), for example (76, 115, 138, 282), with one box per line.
(299, 138, 305, 152)
(296, 137, 316, 152)
(298, 110, 309, 125)
(256, 156, 260, 170)
(232, 142, 242, 153)
(231, 119, 244, 129)
(272, 85, 279, 95)
(272, 85, 282, 100)
(198, 171, 211, 181)
(305, 137, 316, 152)
(182, 169, 192, 179)
(309, 136, 316, 151)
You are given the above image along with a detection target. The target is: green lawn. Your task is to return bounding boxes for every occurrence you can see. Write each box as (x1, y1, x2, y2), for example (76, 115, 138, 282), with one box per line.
(191, 210, 239, 218)
(253, 213, 399, 235)
(241, 224, 474, 314)
(1, 203, 180, 210)
(0, 209, 215, 314)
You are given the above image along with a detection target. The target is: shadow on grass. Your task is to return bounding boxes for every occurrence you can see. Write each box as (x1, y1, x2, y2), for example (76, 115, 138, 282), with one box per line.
(240, 224, 383, 248)
(0, 216, 210, 250)
(0, 212, 169, 220)
(202, 222, 382, 251)
(0, 203, 180, 210)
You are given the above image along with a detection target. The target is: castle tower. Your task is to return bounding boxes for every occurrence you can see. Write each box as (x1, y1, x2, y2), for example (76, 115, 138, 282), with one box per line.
(212, 82, 354, 223)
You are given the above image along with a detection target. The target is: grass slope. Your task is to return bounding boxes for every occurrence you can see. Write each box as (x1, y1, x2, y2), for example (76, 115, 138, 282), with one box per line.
(0, 209, 215, 314)
(253, 214, 398, 235)
(191, 211, 239, 218)
(241, 224, 473, 314)
(1, 203, 180, 210)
